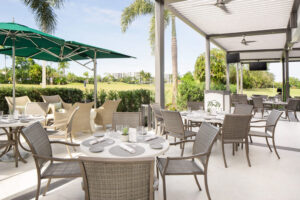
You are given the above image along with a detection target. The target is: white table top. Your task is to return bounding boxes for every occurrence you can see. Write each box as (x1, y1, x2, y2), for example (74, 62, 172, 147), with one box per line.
(0, 115, 45, 128)
(80, 131, 169, 159)
(181, 110, 226, 124)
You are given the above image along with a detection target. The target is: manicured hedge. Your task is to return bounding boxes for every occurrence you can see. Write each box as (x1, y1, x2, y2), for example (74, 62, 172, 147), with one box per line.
(0, 86, 153, 113)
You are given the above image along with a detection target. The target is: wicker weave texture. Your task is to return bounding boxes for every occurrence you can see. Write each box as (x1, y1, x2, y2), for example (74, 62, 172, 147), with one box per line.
(150, 103, 163, 119)
(222, 114, 252, 140)
(112, 112, 141, 130)
(233, 104, 253, 115)
(161, 110, 184, 135)
(287, 98, 300, 110)
(5, 96, 31, 113)
(22, 122, 52, 167)
(94, 99, 121, 127)
(252, 97, 264, 108)
(187, 101, 204, 111)
(81, 159, 153, 200)
(25, 102, 48, 116)
(266, 110, 282, 133)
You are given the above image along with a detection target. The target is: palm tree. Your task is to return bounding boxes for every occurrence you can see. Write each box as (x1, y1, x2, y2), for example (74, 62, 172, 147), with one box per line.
(22, 0, 65, 87)
(58, 61, 69, 76)
(121, 0, 178, 107)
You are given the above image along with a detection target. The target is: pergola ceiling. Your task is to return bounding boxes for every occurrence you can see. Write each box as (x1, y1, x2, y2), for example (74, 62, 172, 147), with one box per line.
(166, 0, 299, 62)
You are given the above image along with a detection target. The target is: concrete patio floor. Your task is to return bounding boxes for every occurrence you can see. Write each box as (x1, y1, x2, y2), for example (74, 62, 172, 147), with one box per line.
(1, 113, 300, 200)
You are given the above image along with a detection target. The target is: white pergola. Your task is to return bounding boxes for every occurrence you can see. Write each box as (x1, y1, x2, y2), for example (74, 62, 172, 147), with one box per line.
(154, 0, 300, 107)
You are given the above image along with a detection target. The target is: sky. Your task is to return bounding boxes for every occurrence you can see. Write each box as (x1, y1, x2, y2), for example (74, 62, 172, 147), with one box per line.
(0, 0, 299, 82)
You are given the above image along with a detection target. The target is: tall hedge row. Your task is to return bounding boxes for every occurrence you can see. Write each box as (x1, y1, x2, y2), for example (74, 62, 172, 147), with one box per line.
(0, 86, 153, 114)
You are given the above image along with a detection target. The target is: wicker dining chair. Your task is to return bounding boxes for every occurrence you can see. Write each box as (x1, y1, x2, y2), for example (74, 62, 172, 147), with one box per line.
(150, 103, 164, 135)
(0, 131, 14, 159)
(187, 101, 204, 111)
(252, 97, 269, 118)
(238, 94, 248, 104)
(5, 96, 31, 114)
(112, 112, 141, 131)
(221, 114, 252, 168)
(233, 104, 253, 115)
(284, 98, 300, 122)
(79, 156, 154, 200)
(156, 122, 219, 200)
(22, 122, 81, 200)
(94, 99, 121, 130)
(249, 110, 283, 159)
(42, 95, 72, 113)
(47, 107, 79, 157)
(25, 102, 49, 125)
(161, 110, 197, 156)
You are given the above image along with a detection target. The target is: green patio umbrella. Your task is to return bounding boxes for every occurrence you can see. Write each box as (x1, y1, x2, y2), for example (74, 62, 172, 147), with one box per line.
(0, 27, 134, 109)
(0, 22, 65, 113)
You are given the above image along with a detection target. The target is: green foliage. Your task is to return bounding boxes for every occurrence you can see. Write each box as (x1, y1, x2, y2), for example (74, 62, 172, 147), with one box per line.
(289, 77, 300, 89)
(194, 48, 226, 84)
(0, 86, 153, 114)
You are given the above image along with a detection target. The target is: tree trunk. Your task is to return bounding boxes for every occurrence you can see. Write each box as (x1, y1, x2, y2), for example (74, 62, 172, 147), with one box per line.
(171, 15, 178, 107)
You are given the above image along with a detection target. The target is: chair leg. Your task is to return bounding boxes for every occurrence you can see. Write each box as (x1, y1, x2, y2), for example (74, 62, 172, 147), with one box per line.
(14, 141, 18, 168)
(181, 141, 185, 157)
(232, 143, 235, 156)
(265, 137, 272, 152)
(204, 172, 212, 200)
(294, 111, 299, 122)
(162, 176, 167, 200)
(221, 141, 228, 168)
(36, 178, 41, 200)
(245, 140, 251, 167)
(262, 109, 264, 118)
(156, 166, 159, 179)
(272, 137, 280, 159)
(249, 136, 253, 143)
(193, 175, 202, 191)
(43, 178, 51, 196)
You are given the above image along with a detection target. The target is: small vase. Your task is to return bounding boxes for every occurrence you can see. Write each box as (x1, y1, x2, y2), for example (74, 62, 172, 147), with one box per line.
(120, 134, 129, 142)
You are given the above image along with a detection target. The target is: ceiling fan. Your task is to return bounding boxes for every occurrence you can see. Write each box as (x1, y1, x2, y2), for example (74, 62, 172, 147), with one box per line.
(195, 0, 234, 14)
(241, 35, 256, 46)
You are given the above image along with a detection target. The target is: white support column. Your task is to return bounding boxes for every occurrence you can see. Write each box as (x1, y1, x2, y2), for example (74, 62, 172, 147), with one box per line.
(236, 63, 239, 94)
(240, 63, 243, 94)
(93, 52, 97, 108)
(225, 52, 230, 91)
(205, 37, 210, 90)
(155, 0, 165, 108)
(285, 50, 290, 99)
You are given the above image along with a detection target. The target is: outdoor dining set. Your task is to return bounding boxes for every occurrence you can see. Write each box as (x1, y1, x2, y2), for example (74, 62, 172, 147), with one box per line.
(0, 93, 299, 200)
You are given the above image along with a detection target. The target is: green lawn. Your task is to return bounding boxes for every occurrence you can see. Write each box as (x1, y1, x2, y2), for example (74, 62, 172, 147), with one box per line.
(1, 82, 300, 104)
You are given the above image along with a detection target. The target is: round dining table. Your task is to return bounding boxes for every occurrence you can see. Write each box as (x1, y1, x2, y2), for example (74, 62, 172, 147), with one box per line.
(80, 131, 169, 159)
(181, 110, 226, 127)
(0, 114, 44, 167)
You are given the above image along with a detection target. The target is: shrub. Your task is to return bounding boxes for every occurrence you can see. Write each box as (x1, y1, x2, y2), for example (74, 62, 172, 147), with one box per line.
(0, 87, 153, 114)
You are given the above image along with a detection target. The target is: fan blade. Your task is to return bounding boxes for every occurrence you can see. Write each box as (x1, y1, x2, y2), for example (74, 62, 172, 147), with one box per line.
(246, 41, 256, 43)
(241, 41, 248, 46)
(219, 5, 231, 14)
(224, 0, 234, 4)
(195, 3, 215, 7)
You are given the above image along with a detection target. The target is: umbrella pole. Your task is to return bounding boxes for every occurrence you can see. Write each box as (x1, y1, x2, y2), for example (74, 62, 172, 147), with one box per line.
(93, 52, 97, 109)
(12, 38, 16, 114)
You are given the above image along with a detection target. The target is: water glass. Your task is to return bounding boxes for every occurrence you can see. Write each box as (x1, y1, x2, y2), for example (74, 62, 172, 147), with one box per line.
(0, 111, 3, 119)
(14, 110, 19, 120)
(187, 107, 192, 113)
(137, 126, 146, 135)
(116, 124, 123, 133)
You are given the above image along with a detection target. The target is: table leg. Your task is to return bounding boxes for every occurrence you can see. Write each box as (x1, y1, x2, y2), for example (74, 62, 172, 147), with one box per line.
(14, 127, 27, 165)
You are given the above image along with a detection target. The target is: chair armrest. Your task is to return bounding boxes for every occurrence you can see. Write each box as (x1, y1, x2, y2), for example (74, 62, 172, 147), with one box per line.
(62, 102, 72, 110)
(50, 140, 80, 147)
(251, 120, 267, 123)
(250, 124, 275, 128)
(166, 152, 208, 161)
(33, 154, 78, 162)
(170, 140, 195, 146)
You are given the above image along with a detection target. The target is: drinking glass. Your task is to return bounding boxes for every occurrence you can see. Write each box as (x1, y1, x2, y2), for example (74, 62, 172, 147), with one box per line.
(14, 110, 19, 120)
(187, 107, 192, 113)
(116, 124, 123, 134)
(0, 111, 3, 120)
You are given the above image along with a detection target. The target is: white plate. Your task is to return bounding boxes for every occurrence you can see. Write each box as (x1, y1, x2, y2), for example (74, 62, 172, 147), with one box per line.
(89, 146, 104, 153)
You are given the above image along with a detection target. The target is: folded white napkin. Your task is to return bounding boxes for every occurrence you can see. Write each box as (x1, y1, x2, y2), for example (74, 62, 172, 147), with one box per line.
(97, 138, 106, 143)
(89, 140, 98, 145)
(144, 135, 157, 141)
(119, 143, 135, 153)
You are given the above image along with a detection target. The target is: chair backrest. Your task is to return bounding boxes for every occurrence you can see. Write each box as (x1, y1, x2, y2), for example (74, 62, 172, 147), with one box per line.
(42, 95, 61, 104)
(112, 112, 141, 130)
(231, 94, 239, 105)
(187, 101, 204, 111)
(266, 110, 283, 133)
(22, 122, 52, 168)
(252, 97, 263, 108)
(150, 103, 163, 119)
(101, 99, 121, 111)
(66, 106, 80, 134)
(161, 110, 184, 135)
(72, 102, 94, 133)
(5, 96, 31, 113)
(287, 98, 300, 110)
(222, 114, 252, 140)
(25, 102, 49, 116)
(238, 95, 248, 104)
(233, 104, 253, 115)
(193, 122, 219, 165)
(79, 157, 154, 200)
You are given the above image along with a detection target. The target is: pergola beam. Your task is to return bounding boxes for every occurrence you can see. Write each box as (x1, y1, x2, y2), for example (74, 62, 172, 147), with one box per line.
(209, 28, 287, 39)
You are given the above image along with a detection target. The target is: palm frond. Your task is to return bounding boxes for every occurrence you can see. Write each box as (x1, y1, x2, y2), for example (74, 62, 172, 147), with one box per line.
(22, 0, 64, 33)
(121, 0, 154, 33)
